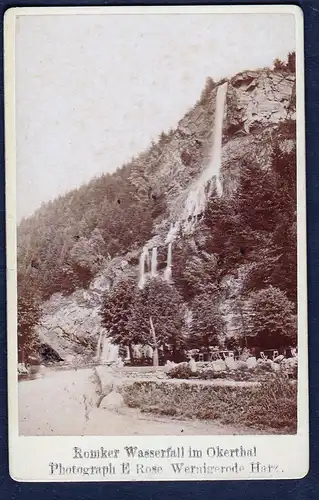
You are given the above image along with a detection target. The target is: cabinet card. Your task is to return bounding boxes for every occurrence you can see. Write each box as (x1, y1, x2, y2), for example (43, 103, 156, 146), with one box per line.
(4, 5, 308, 482)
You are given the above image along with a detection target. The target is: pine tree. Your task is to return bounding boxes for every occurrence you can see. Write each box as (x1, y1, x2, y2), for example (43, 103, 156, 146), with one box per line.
(287, 52, 296, 73)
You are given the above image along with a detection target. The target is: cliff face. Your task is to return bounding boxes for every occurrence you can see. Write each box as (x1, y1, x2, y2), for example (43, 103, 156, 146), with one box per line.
(31, 65, 296, 363)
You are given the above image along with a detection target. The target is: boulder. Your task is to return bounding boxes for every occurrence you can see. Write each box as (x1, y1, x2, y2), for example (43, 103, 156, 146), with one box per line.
(225, 357, 238, 370)
(37, 365, 47, 375)
(188, 358, 197, 373)
(95, 365, 114, 394)
(100, 390, 125, 410)
(18, 363, 28, 375)
(212, 360, 227, 372)
(246, 357, 257, 369)
(274, 354, 285, 363)
(272, 362, 280, 372)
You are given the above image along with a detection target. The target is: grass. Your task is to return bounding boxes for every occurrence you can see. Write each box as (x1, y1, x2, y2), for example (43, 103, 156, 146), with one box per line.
(121, 375, 297, 433)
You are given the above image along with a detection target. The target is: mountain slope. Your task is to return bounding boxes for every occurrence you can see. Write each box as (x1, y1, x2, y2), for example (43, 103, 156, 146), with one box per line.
(17, 57, 297, 364)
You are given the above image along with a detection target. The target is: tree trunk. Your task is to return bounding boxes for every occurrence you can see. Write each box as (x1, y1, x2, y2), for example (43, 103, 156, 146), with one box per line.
(149, 316, 159, 367)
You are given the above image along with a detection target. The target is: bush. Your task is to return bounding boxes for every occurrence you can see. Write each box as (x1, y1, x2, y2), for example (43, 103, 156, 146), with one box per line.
(121, 375, 297, 433)
(254, 360, 273, 373)
(167, 363, 195, 379)
(198, 369, 228, 380)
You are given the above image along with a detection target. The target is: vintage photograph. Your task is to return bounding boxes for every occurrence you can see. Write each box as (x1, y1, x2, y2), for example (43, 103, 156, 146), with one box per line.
(12, 9, 302, 439)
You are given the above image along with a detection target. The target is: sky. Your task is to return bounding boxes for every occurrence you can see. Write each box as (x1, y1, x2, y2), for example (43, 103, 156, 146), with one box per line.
(15, 11, 296, 220)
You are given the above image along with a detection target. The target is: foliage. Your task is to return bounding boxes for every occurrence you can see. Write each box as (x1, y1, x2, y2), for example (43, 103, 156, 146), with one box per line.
(17, 156, 167, 301)
(273, 52, 295, 73)
(122, 376, 297, 432)
(100, 279, 142, 349)
(243, 286, 297, 348)
(167, 363, 194, 379)
(198, 77, 216, 104)
(17, 58, 297, 359)
(273, 58, 286, 71)
(17, 274, 42, 363)
(287, 52, 296, 72)
(129, 279, 186, 354)
(100, 278, 187, 358)
(190, 292, 225, 348)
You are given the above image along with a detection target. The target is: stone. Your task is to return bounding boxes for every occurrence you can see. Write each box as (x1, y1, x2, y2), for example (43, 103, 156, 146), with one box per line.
(18, 363, 28, 374)
(37, 365, 47, 375)
(188, 358, 197, 373)
(95, 365, 114, 394)
(246, 357, 257, 369)
(100, 390, 125, 410)
(212, 360, 227, 372)
(266, 360, 276, 371)
(225, 357, 238, 370)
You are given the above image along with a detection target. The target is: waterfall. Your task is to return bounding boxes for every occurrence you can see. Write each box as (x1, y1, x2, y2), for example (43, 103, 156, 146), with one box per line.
(147, 249, 151, 272)
(96, 330, 103, 360)
(165, 222, 179, 244)
(100, 336, 110, 364)
(100, 336, 119, 363)
(164, 242, 172, 282)
(151, 247, 157, 277)
(182, 81, 228, 230)
(207, 81, 228, 196)
(138, 248, 147, 289)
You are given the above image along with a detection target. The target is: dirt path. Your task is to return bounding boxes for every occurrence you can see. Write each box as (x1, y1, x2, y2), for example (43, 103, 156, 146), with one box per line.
(18, 366, 264, 436)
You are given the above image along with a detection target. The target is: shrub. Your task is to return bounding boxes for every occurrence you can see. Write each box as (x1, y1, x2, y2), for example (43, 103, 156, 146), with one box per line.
(199, 369, 228, 380)
(167, 363, 195, 379)
(121, 375, 297, 433)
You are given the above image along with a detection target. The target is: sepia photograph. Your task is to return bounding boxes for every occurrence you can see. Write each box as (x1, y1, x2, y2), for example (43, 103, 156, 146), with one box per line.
(6, 6, 307, 464)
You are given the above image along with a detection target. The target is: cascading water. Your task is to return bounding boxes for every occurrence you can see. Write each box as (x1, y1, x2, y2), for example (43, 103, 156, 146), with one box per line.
(138, 248, 147, 289)
(165, 222, 179, 244)
(151, 247, 158, 277)
(207, 81, 228, 197)
(147, 249, 151, 272)
(182, 81, 228, 231)
(96, 330, 103, 360)
(164, 242, 172, 282)
(100, 336, 119, 363)
(135, 83, 227, 286)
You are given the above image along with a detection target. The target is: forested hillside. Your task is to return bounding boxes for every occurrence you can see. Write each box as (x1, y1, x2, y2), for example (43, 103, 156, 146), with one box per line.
(17, 54, 297, 364)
